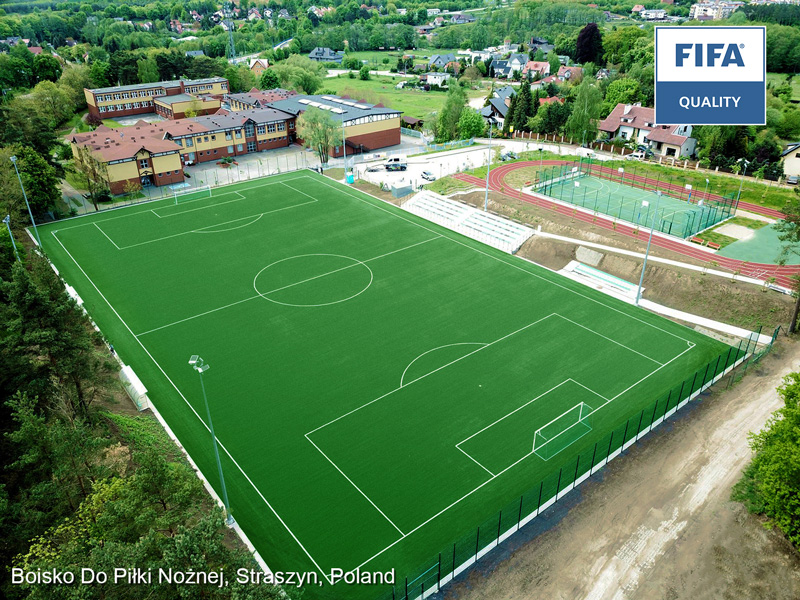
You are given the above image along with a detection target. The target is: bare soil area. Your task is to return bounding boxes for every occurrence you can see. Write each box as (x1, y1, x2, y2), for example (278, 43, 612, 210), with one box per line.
(455, 191, 793, 331)
(441, 339, 800, 600)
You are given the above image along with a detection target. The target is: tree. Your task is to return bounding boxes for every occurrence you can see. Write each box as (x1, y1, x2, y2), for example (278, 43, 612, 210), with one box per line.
(57, 65, 93, 110)
(503, 93, 518, 136)
(601, 78, 640, 117)
(359, 65, 370, 80)
(260, 69, 280, 89)
(565, 80, 603, 143)
(72, 144, 110, 211)
(434, 84, 467, 142)
(184, 98, 202, 118)
(137, 57, 160, 84)
(33, 54, 63, 83)
(462, 65, 481, 82)
(89, 60, 113, 88)
(513, 83, 533, 132)
(732, 371, 800, 547)
(31, 81, 73, 127)
(458, 109, 485, 139)
(529, 101, 571, 134)
(575, 23, 604, 65)
(547, 50, 561, 76)
(296, 106, 339, 164)
(0, 146, 60, 219)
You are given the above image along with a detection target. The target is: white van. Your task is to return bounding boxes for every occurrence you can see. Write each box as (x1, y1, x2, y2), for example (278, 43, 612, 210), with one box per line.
(385, 156, 407, 171)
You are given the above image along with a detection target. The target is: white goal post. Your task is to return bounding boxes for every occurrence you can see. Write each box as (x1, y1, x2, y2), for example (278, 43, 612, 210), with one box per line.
(173, 184, 212, 204)
(533, 401, 594, 460)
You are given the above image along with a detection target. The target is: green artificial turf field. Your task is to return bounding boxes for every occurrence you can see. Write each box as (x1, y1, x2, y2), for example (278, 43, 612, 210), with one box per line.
(39, 171, 738, 599)
(540, 172, 729, 239)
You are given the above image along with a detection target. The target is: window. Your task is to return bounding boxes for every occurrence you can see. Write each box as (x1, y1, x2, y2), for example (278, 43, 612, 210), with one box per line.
(227, 146, 234, 153)
(225, 132, 232, 140)
(235, 130, 242, 138)
(237, 144, 243, 152)
(99, 105, 106, 113)
(176, 139, 183, 146)
(211, 135, 216, 141)
(247, 141, 256, 152)
(257, 125, 266, 135)
(139, 159, 149, 168)
(277, 122, 285, 131)
(122, 93, 129, 99)
(268, 123, 276, 133)
(213, 149, 218, 154)
(186, 138, 194, 147)
(245, 124, 255, 136)
(289, 121, 295, 130)
(204, 136, 209, 142)
(114, 93, 121, 100)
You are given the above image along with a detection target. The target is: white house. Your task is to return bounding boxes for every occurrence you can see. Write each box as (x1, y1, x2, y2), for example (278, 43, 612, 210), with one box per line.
(427, 72, 450, 87)
(599, 103, 696, 157)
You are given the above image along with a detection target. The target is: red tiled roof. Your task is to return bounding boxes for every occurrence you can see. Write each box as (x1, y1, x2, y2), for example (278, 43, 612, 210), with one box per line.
(539, 96, 563, 105)
(645, 125, 688, 146)
(523, 61, 549, 76)
(598, 103, 655, 133)
(557, 65, 583, 80)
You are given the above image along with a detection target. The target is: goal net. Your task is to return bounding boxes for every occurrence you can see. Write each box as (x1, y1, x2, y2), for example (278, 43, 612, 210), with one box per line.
(533, 401, 594, 461)
(173, 184, 212, 204)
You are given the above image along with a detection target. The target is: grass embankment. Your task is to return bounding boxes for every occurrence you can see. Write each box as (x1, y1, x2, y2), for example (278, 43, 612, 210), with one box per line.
(696, 216, 770, 249)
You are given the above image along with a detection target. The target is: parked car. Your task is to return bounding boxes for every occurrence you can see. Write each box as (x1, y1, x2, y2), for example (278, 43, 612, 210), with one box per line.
(499, 151, 518, 162)
(788, 175, 799, 185)
(421, 171, 436, 181)
(636, 146, 654, 157)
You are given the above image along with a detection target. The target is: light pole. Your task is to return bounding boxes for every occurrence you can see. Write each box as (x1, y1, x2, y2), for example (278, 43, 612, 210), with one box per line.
(484, 121, 493, 211)
(10, 156, 41, 248)
(735, 158, 749, 204)
(189, 355, 234, 526)
(539, 145, 544, 166)
(3, 215, 20, 262)
(702, 177, 709, 206)
(619, 167, 624, 185)
(636, 191, 662, 307)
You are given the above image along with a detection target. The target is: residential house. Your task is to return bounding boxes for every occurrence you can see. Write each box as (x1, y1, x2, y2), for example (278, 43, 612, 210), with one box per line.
(539, 96, 563, 106)
(492, 60, 511, 78)
(599, 103, 696, 157)
(631, 4, 645, 12)
(308, 47, 344, 63)
(247, 7, 262, 20)
(249, 58, 270, 77)
(782, 142, 800, 177)
(640, 8, 668, 19)
(416, 24, 435, 36)
(450, 13, 477, 24)
(427, 72, 450, 87)
(277, 9, 294, 20)
(495, 85, 516, 102)
(185, 50, 205, 58)
(433, 16, 446, 27)
(530, 75, 560, 90)
(427, 8, 441, 16)
(523, 61, 550, 80)
(557, 65, 583, 82)
(397, 8, 407, 15)
(595, 68, 610, 80)
(505, 53, 528, 74)
(27, 46, 43, 55)
(428, 53, 456, 69)
(689, 1, 743, 19)
(169, 19, 183, 33)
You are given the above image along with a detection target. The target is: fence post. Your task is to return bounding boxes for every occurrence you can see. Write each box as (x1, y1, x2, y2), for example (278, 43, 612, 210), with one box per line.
(663, 390, 672, 419)
(536, 481, 544, 514)
(622, 420, 630, 448)
(555, 468, 563, 500)
(517, 495, 523, 530)
(606, 431, 614, 463)
(475, 527, 480, 560)
(591, 442, 598, 471)
(650, 398, 659, 429)
(452, 543, 456, 575)
(497, 511, 502, 543)
(573, 454, 580, 485)
(635, 410, 645, 441)
(437, 553, 441, 590)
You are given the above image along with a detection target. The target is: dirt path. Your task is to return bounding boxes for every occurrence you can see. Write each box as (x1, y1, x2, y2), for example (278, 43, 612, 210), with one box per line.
(442, 339, 800, 600)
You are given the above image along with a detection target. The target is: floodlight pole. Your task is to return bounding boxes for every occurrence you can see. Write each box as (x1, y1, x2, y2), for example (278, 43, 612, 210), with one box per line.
(3, 215, 20, 262)
(636, 191, 661, 307)
(341, 117, 347, 170)
(190, 356, 234, 526)
(735, 159, 749, 204)
(703, 178, 709, 205)
(10, 156, 41, 248)
(484, 122, 493, 211)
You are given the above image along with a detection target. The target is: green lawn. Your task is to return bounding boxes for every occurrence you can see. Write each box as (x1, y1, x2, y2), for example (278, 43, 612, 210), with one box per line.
(39, 172, 735, 600)
(322, 75, 488, 120)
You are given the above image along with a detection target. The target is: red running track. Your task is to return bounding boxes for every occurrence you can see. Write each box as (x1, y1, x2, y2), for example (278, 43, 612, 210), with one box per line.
(453, 160, 798, 289)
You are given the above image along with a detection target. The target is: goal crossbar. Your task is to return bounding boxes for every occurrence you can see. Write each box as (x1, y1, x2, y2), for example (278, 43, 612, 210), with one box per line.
(533, 401, 594, 461)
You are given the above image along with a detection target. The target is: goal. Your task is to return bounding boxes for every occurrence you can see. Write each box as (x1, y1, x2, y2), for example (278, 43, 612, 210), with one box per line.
(173, 184, 212, 205)
(533, 401, 594, 461)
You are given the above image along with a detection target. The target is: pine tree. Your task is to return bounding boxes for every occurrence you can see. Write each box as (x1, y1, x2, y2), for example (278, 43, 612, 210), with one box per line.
(503, 93, 518, 135)
(514, 84, 533, 132)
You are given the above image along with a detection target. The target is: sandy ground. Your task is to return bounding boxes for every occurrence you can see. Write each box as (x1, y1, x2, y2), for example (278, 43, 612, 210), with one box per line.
(440, 339, 800, 600)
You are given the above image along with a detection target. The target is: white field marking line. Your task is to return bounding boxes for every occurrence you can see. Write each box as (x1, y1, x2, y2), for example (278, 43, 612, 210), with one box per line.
(49, 230, 335, 587)
(569, 378, 611, 402)
(191, 214, 263, 233)
(455, 380, 574, 449)
(305, 313, 558, 437)
(351, 344, 699, 573)
(153, 191, 247, 217)
(304, 434, 405, 536)
(94, 223, 120, 250)
(400, 342, 487, 387)
(554, 314, 664, 365)
(117, 199, 317, 249)
(136, 236, 442, 336)
(49, 174, 314, 232)
(456, 445, 496, 477)
(311, 176, 695, 345)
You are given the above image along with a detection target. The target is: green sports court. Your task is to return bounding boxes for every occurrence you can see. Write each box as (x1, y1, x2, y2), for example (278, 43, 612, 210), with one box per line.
(538, 169, 731, 238)
(39, 171, 740, 599)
